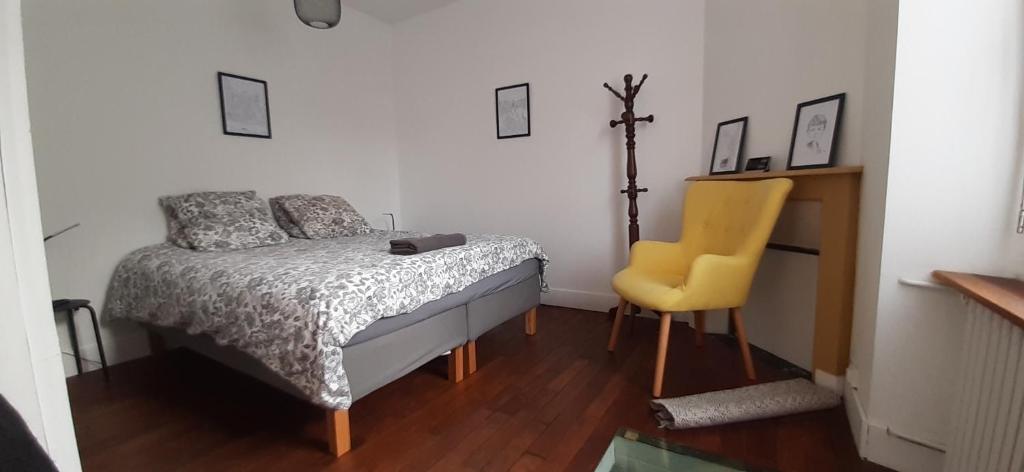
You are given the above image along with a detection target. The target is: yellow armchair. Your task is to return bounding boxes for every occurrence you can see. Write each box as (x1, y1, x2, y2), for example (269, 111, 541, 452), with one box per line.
(608, 178, 793, 397)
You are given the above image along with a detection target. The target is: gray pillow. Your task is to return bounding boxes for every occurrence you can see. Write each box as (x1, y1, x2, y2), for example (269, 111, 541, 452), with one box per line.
(278, 194, 372, 239)
(268, 196, 308, 239)
(158, 194, 193, 249)
(160, 191, 288, 251)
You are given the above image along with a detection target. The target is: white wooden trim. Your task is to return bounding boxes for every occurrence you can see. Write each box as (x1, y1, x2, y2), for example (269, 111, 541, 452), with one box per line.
(0, 1, 81, 469)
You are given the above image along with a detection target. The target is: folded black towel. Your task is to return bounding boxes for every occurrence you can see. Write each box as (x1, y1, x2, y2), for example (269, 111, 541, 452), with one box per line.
(389, 233, 467, 255)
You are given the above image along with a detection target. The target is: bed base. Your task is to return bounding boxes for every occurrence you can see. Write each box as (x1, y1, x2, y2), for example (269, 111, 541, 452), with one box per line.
(324, 307, 536, 457)
(146, 273, 541, 459)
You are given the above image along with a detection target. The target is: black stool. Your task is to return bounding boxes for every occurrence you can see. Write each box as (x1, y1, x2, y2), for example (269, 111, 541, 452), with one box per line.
(52, 299, 109, 380)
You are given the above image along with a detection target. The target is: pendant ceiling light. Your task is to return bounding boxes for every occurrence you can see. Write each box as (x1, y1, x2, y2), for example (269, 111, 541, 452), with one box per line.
(294, 0, 341, 29)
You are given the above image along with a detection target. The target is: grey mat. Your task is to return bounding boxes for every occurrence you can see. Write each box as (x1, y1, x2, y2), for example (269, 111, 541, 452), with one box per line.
(650, 378, 840, 429)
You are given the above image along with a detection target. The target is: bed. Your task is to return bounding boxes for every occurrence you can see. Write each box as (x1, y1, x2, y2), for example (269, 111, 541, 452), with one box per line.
(103, 230, 547, 456)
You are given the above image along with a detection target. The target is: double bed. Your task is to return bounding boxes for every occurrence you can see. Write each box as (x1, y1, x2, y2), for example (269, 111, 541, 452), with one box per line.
(103, 230, 547, 456)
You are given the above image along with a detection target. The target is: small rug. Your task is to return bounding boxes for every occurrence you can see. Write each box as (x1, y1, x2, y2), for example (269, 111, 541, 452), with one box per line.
(650, 378, 840, 429)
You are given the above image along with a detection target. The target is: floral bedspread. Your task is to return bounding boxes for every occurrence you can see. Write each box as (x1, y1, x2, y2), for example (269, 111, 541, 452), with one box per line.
(103, 230, 548, 409)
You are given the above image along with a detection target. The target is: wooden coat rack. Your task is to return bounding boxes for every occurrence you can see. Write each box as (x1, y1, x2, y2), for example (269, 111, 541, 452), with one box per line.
(605, 74, 653, 322)
(604, 74, 654, 248)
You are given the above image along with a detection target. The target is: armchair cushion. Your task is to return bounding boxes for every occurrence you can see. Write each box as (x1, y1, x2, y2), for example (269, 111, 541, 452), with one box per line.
(612, 254, 749, 312)
(612, 268, 685, 312)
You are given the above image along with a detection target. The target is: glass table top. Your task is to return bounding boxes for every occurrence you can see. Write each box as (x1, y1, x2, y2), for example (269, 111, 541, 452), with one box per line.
(595, 428, 769, 472)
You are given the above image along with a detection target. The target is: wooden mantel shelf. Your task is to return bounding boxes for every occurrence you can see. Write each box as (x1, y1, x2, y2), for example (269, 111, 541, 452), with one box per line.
(686, 165, 863, 182)
(933, 271, 1024, 329)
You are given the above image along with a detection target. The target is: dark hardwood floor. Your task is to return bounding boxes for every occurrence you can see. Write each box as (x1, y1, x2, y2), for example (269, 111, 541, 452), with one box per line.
(67, 305, 890, 471)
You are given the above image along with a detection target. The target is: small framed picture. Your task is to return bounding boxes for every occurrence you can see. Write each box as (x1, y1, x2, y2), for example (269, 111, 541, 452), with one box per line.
(495, 83, 530, 139)
(786, 93, 845, 169)
(709, 117, 748, 175)
(744, 156, 771, 172)
(218, 72, 271, 139)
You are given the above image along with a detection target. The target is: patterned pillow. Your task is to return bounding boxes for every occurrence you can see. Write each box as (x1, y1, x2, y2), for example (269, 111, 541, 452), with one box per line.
(159, 194, 193, 249)
(160, 191, 289, 251)
(278, 194, 372, 239)
(269, 196, 308, 239)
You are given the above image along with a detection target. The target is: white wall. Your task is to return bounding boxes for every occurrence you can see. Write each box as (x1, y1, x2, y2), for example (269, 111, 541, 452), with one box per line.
(22, 0, 401, 374)
(0, 0, 81, 468)
(702, 0, 897, 371)
(845, 0, 898, 446)
(853, 0, 1024, 470)
(702, 1, 869, 172)
(393, 0, 706, 311)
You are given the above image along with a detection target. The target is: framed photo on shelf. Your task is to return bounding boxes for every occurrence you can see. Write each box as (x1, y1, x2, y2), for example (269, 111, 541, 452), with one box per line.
(495, 83, 530, 139)
(786, 93, 845, 169)
(744, 156, 771, 172)
(218, 72, 271, 139)
(709, 116, 747, 175)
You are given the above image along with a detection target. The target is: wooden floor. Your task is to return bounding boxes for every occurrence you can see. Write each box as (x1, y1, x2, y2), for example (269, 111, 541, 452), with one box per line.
(67, 305, 890, 471)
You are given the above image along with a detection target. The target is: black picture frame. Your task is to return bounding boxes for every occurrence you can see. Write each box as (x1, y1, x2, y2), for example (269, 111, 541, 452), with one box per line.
(495, 83, 530, 139)
(744, 156, 771, 172)
(786, 93, 845, 170)
(218, 72, 272, 139)
(708, 116, 748, 175)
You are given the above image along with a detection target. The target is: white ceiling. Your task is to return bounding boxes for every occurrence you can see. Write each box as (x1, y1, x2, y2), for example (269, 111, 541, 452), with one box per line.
(342, 0, 462, 24)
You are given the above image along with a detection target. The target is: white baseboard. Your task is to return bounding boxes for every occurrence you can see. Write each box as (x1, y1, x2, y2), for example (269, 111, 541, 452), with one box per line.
(864, 422, 945, 472)
(61, 331, 151, 377)
(844, 366, 869, 457)
(541, 287, 619, 312)
(844, 367, 947, 471)
(540, 291, 732, 336)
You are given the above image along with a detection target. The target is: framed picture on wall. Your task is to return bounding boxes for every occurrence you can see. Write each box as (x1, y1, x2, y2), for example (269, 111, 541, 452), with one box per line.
(495, 83, 530, 139)
(786, 93, 845, 169)
(709, 116, 747, 175)
(218, 72, 271, 139)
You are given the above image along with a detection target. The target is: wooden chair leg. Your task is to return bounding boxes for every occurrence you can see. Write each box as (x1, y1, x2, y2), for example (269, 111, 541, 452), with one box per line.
(525, 306, 538, 336)
(466, 340, 477, 375)
(730, 307, 756, 380)
(627, 302, 637, 334)
(607, 297, 628, 352)
(448, 345, 464, 383)
(653, 312, 673, 398)
(326, 409, 351, 457)
(693, 310, 705, 348)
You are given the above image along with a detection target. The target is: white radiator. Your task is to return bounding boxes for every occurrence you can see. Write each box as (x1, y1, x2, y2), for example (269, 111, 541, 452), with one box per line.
(944, 300, 1024, 472)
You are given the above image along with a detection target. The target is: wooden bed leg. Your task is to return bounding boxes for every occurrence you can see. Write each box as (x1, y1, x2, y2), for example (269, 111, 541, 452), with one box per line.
(148, 331, 165, 354)
(466, 340, 477, 375)
(525, 306, 538, 336)
(448, 345, 464, 383)
(325, 409, 351, 457)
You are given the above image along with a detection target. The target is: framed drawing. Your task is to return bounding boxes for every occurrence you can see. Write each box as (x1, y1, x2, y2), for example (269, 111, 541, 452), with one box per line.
(786, 93, 845, 169)
(709, 116, 747, 175)
(218, 72, 271, 139)
(495, 83, 530, 139)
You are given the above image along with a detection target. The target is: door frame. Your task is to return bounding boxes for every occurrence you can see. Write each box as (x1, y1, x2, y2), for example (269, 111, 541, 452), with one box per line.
(0, 0, 81, 469)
